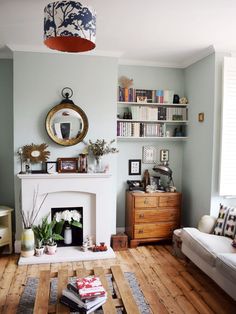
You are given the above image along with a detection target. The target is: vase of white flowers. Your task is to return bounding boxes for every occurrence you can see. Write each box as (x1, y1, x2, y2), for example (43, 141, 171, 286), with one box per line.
(53, 209, 82, 245)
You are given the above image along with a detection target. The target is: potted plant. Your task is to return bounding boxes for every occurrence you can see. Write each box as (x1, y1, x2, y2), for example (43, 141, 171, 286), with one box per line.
(44, 219, 64, 255)
(87, 139, 118, 172)
(32, 215, 50, 256)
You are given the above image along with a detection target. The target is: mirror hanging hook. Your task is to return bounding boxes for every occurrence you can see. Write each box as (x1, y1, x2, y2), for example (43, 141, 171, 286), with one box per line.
(61, 87, 73, 100)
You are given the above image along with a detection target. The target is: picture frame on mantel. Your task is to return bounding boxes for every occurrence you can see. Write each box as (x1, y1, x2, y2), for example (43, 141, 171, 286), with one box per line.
(128, 159, 141, 175)
(46, 161, 58, 174)
(57, 158, 79, 173)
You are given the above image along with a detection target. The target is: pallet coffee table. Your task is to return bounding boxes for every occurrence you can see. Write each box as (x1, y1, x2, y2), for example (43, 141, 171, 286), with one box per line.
(33, 265, 140, 314)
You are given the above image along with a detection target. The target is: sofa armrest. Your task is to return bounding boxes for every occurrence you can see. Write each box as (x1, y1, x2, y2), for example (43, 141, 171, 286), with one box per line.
(197, 215, 216, 234)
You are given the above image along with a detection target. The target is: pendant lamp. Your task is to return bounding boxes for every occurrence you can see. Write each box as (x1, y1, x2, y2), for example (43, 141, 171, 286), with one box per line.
(44, 1, 96, 53)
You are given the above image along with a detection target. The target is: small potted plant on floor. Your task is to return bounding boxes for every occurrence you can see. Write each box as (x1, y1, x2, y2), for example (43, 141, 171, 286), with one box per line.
(32, 215, 50, 257)
(44, 219, 64, 255)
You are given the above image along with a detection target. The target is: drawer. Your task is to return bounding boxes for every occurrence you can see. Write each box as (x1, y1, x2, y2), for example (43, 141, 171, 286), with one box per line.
(0, 226, 9, 244)
(134, 196, 157, 208)
(134, 222, 178, 239)
(159, 195, 181, 207)
(135, 208, 180, 223)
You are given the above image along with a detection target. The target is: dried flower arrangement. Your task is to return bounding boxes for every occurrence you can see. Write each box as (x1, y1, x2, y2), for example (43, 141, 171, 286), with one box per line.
(87, 139, 118, 158)
(118, 76, 133, 88)
(19, 187, 48, 229)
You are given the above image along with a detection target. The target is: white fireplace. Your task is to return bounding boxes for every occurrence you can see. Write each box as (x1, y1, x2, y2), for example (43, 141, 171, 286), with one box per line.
(16, 173, 116, 263)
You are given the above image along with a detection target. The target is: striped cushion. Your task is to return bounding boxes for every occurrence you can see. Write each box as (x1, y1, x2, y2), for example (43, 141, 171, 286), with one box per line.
(213, 204, 229, 236)
(223, 208, 236, 239)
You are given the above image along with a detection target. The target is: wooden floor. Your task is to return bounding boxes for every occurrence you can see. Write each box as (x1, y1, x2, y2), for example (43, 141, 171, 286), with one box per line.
(0, 244, 235, 314)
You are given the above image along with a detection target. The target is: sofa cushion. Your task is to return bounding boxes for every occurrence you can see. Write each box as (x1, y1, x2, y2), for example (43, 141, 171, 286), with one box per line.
(216, 253, 236, 283)
(223, 208, 236, 239)
(213, 204, 229, 236)
(182, 227, 235, 266)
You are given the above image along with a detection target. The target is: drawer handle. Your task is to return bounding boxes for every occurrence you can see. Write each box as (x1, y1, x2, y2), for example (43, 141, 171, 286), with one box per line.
(138, 230, 144, 234)
(139, 214, 144, 218)
(144, 198, 149, 205)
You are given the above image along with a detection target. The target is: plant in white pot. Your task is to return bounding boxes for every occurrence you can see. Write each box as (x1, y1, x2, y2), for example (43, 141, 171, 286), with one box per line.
(32, 215, 49, 257)
(44, 219, 64, 255)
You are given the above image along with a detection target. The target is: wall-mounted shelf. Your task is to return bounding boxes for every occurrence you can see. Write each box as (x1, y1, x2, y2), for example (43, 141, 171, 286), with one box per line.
(117, 136, 188, 141)
(117, 101, 188, 107)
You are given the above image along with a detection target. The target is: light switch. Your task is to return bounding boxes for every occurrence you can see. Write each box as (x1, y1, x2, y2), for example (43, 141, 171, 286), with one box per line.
(160, 149, 169, 162)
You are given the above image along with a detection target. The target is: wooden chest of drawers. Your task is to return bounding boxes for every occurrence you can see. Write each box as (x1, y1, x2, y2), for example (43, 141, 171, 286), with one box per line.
(125, 191, 181, 248)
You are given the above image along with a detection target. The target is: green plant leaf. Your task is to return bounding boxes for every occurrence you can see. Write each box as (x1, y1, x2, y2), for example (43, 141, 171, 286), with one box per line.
(71, 221, 82, 228)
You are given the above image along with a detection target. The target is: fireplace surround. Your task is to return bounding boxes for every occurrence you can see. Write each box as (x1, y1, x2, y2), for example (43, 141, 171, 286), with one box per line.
(16, 173, 116, 262)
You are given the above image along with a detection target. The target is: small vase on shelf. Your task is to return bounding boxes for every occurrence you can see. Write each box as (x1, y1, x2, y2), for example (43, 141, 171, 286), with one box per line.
(94, 156, 104, 173)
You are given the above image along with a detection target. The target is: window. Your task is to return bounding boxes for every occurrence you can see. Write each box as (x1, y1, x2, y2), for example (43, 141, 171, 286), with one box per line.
(219, 57, 236, 196)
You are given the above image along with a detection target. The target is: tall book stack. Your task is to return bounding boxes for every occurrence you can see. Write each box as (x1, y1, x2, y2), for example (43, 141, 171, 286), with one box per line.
(60, 276, 107, 313)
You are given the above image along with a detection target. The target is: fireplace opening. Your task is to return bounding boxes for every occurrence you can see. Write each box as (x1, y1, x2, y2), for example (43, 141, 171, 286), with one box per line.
(51, 207, 83, 247)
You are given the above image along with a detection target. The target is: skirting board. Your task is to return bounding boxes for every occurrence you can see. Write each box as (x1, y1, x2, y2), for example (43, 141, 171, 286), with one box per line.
(18, 246, 116, 265)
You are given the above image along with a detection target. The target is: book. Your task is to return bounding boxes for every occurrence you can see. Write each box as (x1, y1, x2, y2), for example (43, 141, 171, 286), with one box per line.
(63, 287, 107, 310)
(76, 276, 106, 300)
(60, 295, 106, 314)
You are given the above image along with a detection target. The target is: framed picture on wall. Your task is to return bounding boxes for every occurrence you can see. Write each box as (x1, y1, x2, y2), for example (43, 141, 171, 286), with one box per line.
(128, 159, 141, 175)
(142, 146, 157, 164)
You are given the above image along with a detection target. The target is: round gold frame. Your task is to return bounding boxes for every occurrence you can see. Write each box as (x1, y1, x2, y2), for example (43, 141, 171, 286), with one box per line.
(45, 102, 89, 146)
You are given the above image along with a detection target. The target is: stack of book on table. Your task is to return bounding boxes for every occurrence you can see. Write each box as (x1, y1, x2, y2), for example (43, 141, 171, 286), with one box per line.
(60, 275, 107, 313)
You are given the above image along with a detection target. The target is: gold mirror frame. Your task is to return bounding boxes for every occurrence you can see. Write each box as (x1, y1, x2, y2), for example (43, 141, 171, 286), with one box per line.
(45, 102, 89, 146)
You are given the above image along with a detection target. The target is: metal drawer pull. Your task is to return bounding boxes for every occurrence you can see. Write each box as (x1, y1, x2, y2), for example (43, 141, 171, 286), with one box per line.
(144, 198, 149, 204)
(139, 214, 144, 218)
(138, 230, 144, 234)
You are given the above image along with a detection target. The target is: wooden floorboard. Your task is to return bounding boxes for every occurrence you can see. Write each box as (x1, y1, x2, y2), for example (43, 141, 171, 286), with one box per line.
(0, 245, 235, 314)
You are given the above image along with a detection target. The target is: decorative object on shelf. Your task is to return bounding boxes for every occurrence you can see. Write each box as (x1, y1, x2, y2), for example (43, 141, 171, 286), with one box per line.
(21, 143, 50, 163)
(57, 157, 79, 173)
(142, 146, 157, 164)
(17, 148, 25, 174)
(78, 154, 88, 173)
(174, 126, 184, 137)
(46, 161, 58, 174)
(92, 242, 108, 252)
(87, 139, 118, 173)
(25, 158, 32, 174)
(137, 96, 148, 103)
(53, 209, 82, 242)
(64, 225, 72, 245)
(20, 189, 48, 257)
(146, 185, 156, 193)
(44, 1, 96, 53)
(179, 97, 188, 104)
(21, 228, 35, 258)
(46, 87, 89, 146)
(118, 76, 133, 88)
(153, 162, 175, 192)
(198, 112, 205, 122)
(173, 94, 180, 104)
(128, 159, 141, 175)
(142, 169, 151, 190)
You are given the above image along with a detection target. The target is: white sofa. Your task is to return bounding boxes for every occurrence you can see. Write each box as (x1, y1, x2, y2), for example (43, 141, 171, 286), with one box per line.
(181, 227, 236, 300)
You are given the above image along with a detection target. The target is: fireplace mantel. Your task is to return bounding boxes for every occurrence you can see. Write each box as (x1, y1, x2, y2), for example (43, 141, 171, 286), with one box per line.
(16, 172, 116, 251)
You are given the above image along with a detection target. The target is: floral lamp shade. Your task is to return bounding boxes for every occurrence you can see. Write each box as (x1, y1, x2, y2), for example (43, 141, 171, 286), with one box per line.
(44, 1, 96, 52)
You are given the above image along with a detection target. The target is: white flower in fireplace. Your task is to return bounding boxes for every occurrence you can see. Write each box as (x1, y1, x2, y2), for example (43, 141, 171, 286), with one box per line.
(53, 209, 82, 234)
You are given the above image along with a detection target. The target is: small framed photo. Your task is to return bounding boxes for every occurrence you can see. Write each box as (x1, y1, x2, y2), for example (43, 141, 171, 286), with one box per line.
(137, 96, 148, 103)
(142, 146, 157, 164)
(129, 159, 141, 175)
(57, 158, 79, 173)
(46, 161, 58, 174)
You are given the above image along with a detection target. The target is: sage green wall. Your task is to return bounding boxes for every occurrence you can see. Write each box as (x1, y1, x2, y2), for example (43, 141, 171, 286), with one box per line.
(0, 59, 14, 207)
(13, 52, 118, 238)
(182, 54, 215, 226)
(117, 65, 185, 227)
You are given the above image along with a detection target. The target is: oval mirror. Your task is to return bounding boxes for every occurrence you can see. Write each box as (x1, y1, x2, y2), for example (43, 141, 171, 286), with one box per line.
(46, 102, 88, 146)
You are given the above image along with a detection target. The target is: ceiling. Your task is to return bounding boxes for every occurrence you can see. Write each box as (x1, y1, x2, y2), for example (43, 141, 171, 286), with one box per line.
(0, 0, 235, 67)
